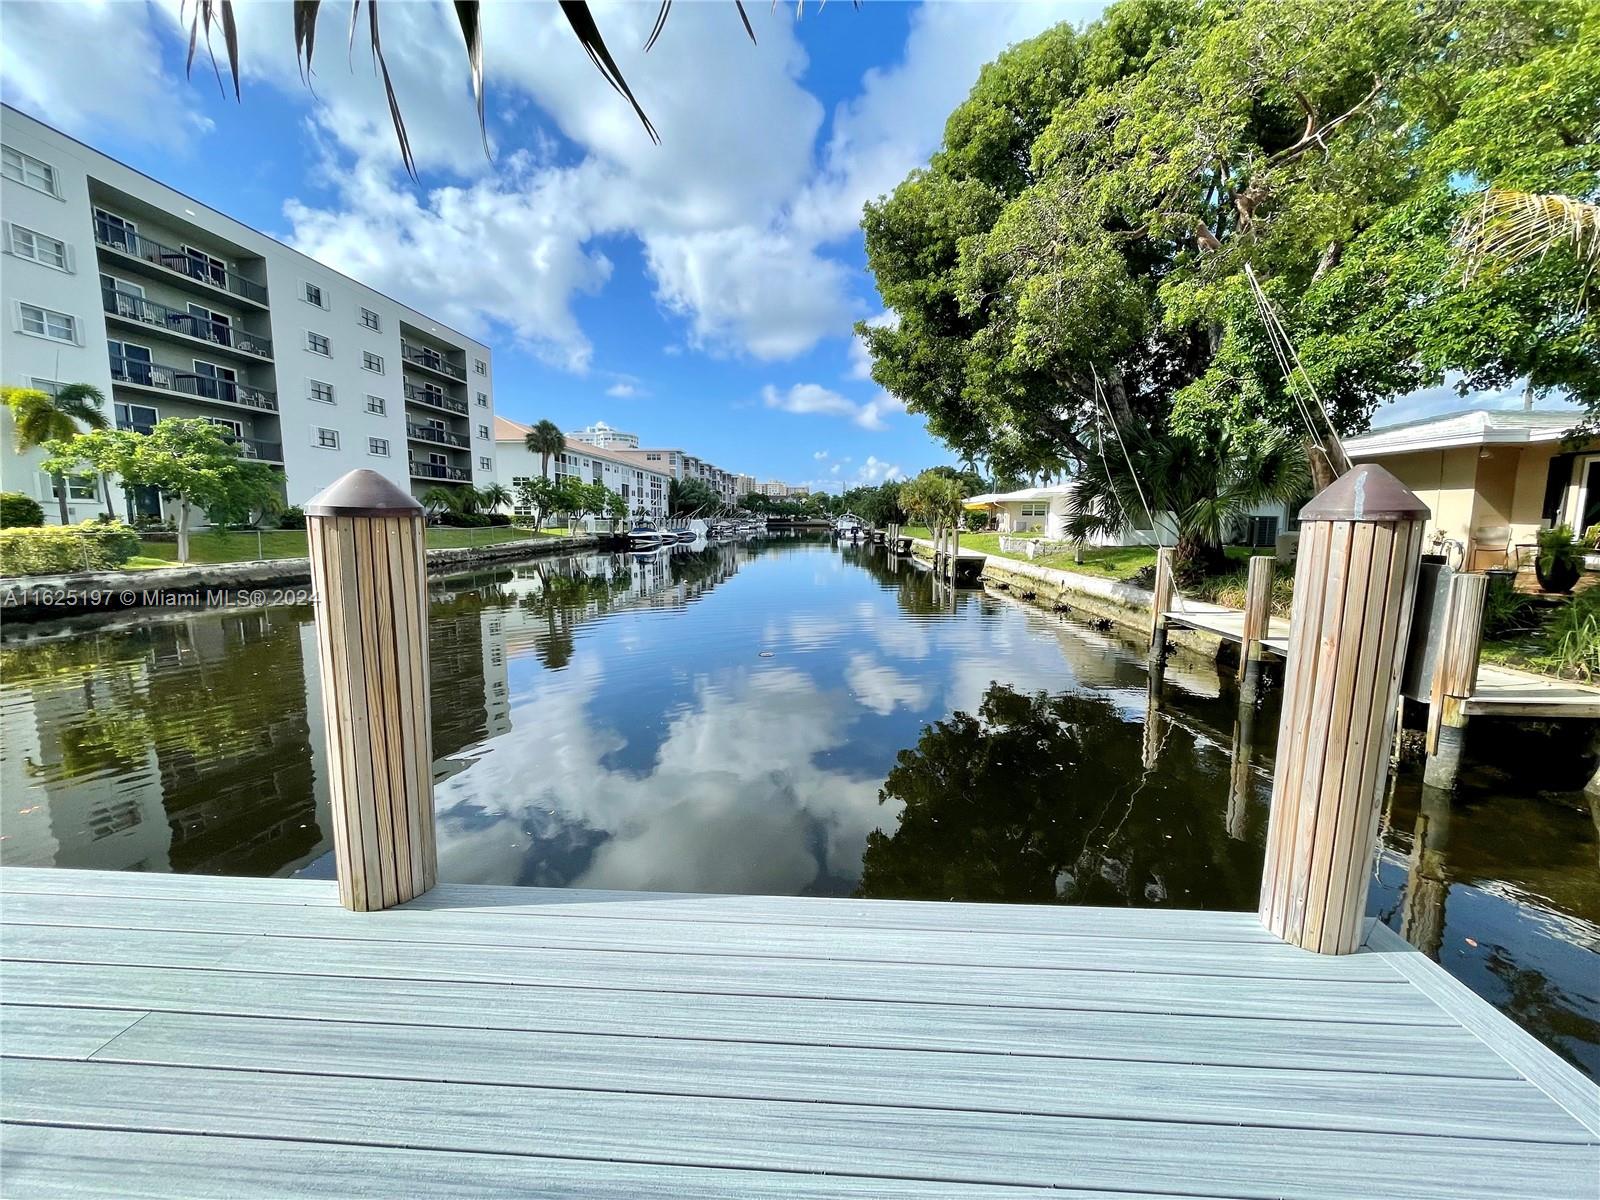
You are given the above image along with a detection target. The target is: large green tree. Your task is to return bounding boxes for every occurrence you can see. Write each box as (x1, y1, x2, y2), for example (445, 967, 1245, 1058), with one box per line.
(860, 0, 1598, 525)
(2, 385, 109, 525)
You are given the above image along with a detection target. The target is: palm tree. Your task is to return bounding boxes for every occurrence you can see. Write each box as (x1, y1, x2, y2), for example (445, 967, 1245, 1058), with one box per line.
(420, 486, 460, 520)
(478, 482, 512, 514)
(524, 420, 566, 480)
(1, 385, 109, 525)
(1458, 189, 1600, 306)
(1067, 424, 1308, 581)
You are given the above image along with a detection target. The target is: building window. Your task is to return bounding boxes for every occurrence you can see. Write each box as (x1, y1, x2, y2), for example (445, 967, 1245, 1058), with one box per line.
(2, 145, 58, 196)
(476, 391, 488, 407)
(183, 246, 227, 288)
(309, 379, 335, 404)
(6, 224, 69, 270)
(314, 427, 340, 450)
(362, 351, 384, 373)
(365, 395, 386, 416)
(479, 456, 491, 471)
(18, 302, 76, 343)
(306, 331, 331, 356)
(359, 306, 381, 331)
(303, 282, 324, 307)
(476, 424, 489, 440)
(49, 474, 98, 501)
(473, 358, 487, 375)
(1018, 502, 1050, 518)
(368, 437, 389, 457)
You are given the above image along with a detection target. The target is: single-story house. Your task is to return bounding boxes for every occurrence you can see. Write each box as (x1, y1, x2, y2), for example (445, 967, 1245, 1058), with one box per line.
(1342, 408, 1594, 570)
(963, 483, 1171, 547)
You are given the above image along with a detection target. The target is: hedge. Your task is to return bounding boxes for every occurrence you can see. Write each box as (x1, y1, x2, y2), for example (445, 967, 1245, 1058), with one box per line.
(0, 521, 141, 576)
(0, 492, 44, 528)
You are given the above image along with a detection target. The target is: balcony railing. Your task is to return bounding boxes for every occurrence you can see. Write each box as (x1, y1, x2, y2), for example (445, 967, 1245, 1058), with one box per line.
(94, 218, 269, 305)
(401, 342, 467, 381)
(409, 461, 473, 481)
(109, 353, 278, 412)
(103, 288, 273, 359)
(115, 418, 280, 463)
(403, 382, 467, 415)
(406, 423, 469, 448)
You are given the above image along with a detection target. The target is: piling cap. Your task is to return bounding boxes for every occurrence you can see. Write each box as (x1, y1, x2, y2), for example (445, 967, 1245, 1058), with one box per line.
(1298, 464, 1429, 524)
(305, 469, 424, 518)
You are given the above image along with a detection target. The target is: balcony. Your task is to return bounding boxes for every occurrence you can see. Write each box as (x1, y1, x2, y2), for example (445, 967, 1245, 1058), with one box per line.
(94, 219, 269, 307)
(403, 382, 467, 416)
(114, 418, 281, 464)
(406, 423, 469, 449)
(103, 288, 273, 360)
(109, 353, 277, 413)
(409, 460, 473, 482)
(401, 341, 467, 382)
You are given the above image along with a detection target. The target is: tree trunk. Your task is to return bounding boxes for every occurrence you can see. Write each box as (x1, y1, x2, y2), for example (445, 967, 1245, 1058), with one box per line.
(1172, 529, 1225, 585)
(100, 473, 117, 521)
(1306, 434, 1342, 493)
(53, 473, 70, 526)
(177, 496, 191, 564)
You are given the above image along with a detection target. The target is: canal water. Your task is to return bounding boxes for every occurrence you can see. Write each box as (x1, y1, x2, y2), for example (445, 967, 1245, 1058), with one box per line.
(2, 537, 1596, 1077)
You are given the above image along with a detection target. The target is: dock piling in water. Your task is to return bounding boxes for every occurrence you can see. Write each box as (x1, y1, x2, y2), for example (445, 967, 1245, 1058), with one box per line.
(1423, 572, 1489, 791)
(1238, 555, 1276, 703)
(306, 469, 438, 913)
(1259, 465, 1428, 954)
(1148, 547, 1175, 668)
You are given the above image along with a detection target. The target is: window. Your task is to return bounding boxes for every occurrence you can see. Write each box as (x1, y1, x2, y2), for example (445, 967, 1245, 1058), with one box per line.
(183, 246, 227, 288)
(314, 427, 340, 450)
(365, 395, 386, 416)
(473, 358, 487, 375)
(359, 306, 381, 331)
(369, 437, 390, 457)
(303, 282, 324, 307)
(115, 401, 158, 434)
(6, 225, 69, 270)
(49, 474, 98, 501)
(1018, 502, 1050, 518)
(309, 379, 335, 404)
(476, 391, 488, 407)
(476, 424, 489, 440)
(479, 457, 492, 472)
(19, 303, 75, 342)
(306, 331, 331, 356)
(362, 351, 384, 373)
(2, 145, 58, 196)
(93, 209, 136, 252)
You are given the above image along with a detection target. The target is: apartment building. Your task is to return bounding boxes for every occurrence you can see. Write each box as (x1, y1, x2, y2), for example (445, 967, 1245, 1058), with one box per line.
(758, 481, 811, 498)
(570, 421, 639, 450)
(0, 106, 495, 523)
(566, 421, 752, 508)
(495, 416, 672, 521)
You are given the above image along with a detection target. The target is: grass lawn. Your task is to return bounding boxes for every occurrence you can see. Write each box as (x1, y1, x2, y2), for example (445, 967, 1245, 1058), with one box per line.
(901, 526, 1162, 582)
(134, 525, 569, 566)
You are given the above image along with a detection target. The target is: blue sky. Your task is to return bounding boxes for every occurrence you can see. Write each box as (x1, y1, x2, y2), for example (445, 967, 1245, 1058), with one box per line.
(2, 1, 1115, 490)
(3, 2, 1546, 491)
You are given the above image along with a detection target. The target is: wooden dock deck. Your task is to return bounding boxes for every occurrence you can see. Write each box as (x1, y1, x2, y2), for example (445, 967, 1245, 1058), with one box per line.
(3, 868, 1596, 1197)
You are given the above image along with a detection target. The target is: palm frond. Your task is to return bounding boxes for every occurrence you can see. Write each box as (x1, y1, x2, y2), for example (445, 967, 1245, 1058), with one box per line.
(454, 1, 490, 157)
(51, 384, 109, 431)
(1459, 189, 1600, 276)
(181, 1, 239, 99)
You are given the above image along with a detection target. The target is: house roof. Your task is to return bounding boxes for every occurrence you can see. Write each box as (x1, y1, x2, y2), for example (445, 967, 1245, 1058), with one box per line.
(1344, 409, 1580, 458)
(964, 483, 1078, 507)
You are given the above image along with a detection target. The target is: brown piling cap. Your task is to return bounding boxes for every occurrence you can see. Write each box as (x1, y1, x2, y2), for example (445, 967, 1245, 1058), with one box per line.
(1298, 463, 1429, 524)
(305, 469, 424, 518)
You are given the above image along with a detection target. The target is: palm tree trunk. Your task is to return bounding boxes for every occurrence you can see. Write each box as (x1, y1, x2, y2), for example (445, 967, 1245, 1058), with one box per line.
(100, 473, 117, 521)
(176, 496, 192, 564)
(53, 473, 70, 526)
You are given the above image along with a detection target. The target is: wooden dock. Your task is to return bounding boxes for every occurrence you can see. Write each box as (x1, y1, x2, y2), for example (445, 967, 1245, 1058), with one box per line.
(3, 867, 1596, 1198)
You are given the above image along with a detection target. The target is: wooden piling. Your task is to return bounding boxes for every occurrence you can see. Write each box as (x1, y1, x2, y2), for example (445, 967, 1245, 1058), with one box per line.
(1422, 572, 1488, 791)
(306, 469, 438, 912)
(1238, 555, 1276, 701)
(1259, 465, 1428, 954)
(951, 527, 960, 584)
(1148, 547, 1175, 667)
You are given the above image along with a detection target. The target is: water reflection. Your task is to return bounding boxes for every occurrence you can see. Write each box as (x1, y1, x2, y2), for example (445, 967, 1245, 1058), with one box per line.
(1, 538, 1595, 1075)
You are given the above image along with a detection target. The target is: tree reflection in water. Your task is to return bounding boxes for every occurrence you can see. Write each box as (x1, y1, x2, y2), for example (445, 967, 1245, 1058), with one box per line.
(858, 682, 1267, 908)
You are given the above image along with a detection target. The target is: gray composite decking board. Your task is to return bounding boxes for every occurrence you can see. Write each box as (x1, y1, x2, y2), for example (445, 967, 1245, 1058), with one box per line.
(0, 892, 1404, 980)
(5, 1058, 1595, 1200)
(0, 1006, 148, 1060)
(24, 1005, 1578, 1143)
(0, 869, 1284, 941)
(0, 962, 1522, 1078)
(1, 923, 1449, 1025)
(1364, 921, 1600, 1137)
(0, 1126, 1195, 1200)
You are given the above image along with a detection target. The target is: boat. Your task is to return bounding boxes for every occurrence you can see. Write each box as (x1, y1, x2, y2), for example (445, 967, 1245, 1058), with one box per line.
(626, 522, 665, 549)
(674, 529, 698, 543)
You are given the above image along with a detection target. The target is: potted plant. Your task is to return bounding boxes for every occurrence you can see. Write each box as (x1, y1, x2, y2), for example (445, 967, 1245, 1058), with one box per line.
(1536, 524, 1581, 593)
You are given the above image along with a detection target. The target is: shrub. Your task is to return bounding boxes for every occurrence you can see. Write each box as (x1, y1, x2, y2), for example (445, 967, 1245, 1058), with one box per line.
(0, 492, 44, 528)
(0, 520, 140, 576)
(1483, 576, 1538, 639)
(275, 505, 307, 530)
(1542, 589, 1600, 681)
(438, 511, 492, 527)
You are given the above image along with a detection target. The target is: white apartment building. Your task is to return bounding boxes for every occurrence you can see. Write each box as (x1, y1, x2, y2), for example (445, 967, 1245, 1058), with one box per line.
(569, 420, 753, 508)
(0, 106, 495, 523)
(495, 416, 672, 521)
(570, 420, 639, 449)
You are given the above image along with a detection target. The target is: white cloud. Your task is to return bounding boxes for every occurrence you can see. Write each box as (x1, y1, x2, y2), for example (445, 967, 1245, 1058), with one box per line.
(606, 381, 645, 398)
(849, 311, 899, 381)
(1371, 374, 1576, 427)
(830, 463, 843, 476)
(856, 455, 904, 484)
(763, 383, 902, 431)
(813, 450, 830, 460)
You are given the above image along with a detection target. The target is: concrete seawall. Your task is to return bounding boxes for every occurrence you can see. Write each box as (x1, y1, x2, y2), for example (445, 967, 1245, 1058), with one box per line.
(0, 533, 601, 624)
